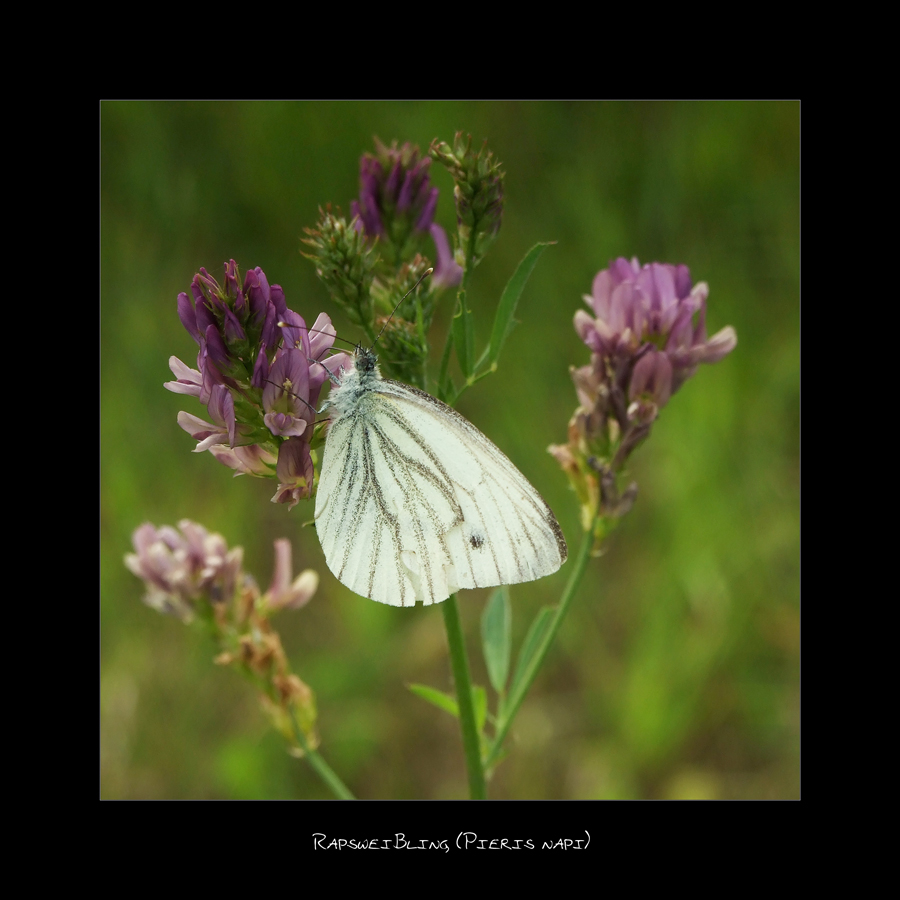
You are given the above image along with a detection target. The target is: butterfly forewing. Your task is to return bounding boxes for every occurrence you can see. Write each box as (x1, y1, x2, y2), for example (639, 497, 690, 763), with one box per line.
(314, 354, 567, 606)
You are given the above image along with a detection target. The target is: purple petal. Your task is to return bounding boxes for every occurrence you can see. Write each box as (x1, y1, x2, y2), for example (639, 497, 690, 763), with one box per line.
(673, 264, 693, 299)
(279, 309, 311, 358)
(629, 348, 672, 408)
(311, 351, 351, 401)
(270, 284, 288, 323)
(690, 283, 711, 343)
(264, 349, 312, 421)
(223, 307, 245, 344)
(243, 266, 268, 303)
(131, 522, 162, 556)
(209, 444, 277, 476)
(574, 310, 615, 355)
(204, 324, 229, 372)
(359, 156, 382, 200)
(608, 283, 634, 336)
(591, 269, 614, 320)
(308, 312, 337, 363)
(397, 169, 415, 212)
(263, 412, 308, 438)
(260, 300, 279, 351)
(385, 159, 402, 203)
(177, 410, 222, 442)
(225, 260, 245, 316)
(251, 346, 270, 389)
(429, 224, 463, 288)
(165, 356, 203, 397)
(268, 538, 292, 598)
(574, 309, 599, 344)
(609, 257, 640, 287)
(415, 187, 439, 232)
(350, 200, 365, 232)
(193, 287, 217, 336)
(177, 292, 201, 343)
(278, 569, 318, 610)
(665, 312, 692, 354)
(697, 326, 737, 363)
(207, 385, 236, 446)
(640, 263, 676, 316)
(272, 438, 315, 508)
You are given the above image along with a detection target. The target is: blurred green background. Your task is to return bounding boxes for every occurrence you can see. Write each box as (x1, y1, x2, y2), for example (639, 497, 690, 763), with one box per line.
(101, 101, 799, 799)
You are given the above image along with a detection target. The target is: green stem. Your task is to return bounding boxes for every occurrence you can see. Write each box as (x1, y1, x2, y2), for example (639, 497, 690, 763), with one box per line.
(435, 227, 478, 403)
(289, 709, 356, 800)
(484, 512, 600, 770)
(441, 594, 487, 799)
(436, 327, 454, 402)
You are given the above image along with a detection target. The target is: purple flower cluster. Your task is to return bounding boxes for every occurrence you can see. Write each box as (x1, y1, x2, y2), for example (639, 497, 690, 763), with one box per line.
(166, 261, 349, 507)
(574, 258, 737, 425)
(125, 520, 245, 620)
(351, 139, 438, 240)
(126, 521, 320, 745)
(351, 139, 462, 290)
(551, 258, 736, 528)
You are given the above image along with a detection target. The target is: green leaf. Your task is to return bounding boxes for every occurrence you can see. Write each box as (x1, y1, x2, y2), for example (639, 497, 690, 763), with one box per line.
(510, 606, 554, 699)
(472, 685, 488, 734)
(408, 684, 458, 718)
(481, 587, 512, 693)
(437, 326, 455, 403)
(488, 242, 554, 366)
(484, 744, 509, 777)
(452, 289, 474, 379)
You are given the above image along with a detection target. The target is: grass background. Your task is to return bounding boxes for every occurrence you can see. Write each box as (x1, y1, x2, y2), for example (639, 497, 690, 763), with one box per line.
(100, 101, 799, 799)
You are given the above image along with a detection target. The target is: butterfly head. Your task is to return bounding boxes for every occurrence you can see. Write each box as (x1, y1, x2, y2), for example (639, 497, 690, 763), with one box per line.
(354, 345, 379, 379)
(325, 345, 382, 418)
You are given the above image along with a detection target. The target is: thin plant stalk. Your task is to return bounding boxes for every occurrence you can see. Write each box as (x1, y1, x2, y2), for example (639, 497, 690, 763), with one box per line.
(441, 595, 487, 799)
(289, 708, 356, 800)
(435, 235, 489, 799)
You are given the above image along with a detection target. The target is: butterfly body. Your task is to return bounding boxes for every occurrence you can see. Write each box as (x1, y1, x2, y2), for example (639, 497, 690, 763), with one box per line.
(315, 347, 567, 606)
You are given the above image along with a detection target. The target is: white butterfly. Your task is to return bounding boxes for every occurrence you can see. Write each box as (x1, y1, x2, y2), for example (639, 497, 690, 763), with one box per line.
(314, 346, 567, 606)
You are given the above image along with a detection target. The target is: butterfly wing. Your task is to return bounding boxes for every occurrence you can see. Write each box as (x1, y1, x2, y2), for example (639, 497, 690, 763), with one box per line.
(315, 379, 567, 606)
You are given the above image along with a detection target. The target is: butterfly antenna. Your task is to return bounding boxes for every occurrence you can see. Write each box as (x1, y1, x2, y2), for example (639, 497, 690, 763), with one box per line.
(278, 321, 357, 352)
(374, 267, 433, 347)
(276, 317, 354, 388)
(263, 378, 317, 416)
(263, 377, 334, 426)
(307, 347, 347, 387)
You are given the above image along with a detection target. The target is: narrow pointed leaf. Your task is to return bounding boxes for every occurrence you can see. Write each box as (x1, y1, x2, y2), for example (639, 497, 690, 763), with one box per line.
(472, 685, 488, 734)
(408, 683, 458, 718)
(488, 242, 553, 366)
(481, 587, 512, 693)
(452, 289, 474, 378)
(437, 326, 455, 403)
(484, 744, 509, 777)
(510, 606, 554, 699)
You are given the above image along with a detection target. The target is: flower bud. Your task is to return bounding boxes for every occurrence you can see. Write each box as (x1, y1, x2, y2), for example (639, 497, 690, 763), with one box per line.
(430, 133, 504, 268)
(301, 206, 378, 331)
(351, 139, 439, 260)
